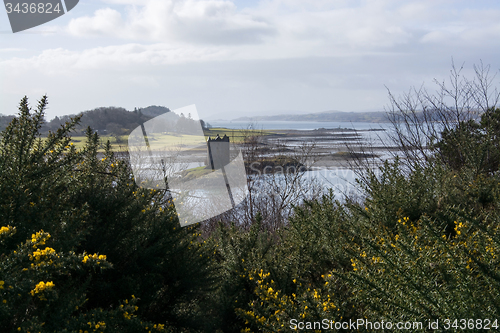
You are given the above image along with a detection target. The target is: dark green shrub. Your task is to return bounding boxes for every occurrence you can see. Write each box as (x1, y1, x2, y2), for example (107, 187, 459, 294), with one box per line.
(0, 96, 217, 332)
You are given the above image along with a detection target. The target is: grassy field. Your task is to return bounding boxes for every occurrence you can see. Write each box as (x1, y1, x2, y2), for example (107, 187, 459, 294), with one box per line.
(68, 128, 274, 152)
(203, 127, 272, 143)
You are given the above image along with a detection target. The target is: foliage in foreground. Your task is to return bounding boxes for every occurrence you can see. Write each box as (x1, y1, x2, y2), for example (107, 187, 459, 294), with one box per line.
(231, 108, 500, 331)
(1, 95, 500, 332)
(0, 96, 217, 332)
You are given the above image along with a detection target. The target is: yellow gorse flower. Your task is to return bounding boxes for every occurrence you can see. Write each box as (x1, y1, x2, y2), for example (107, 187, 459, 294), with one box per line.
(82, 253, 107, 264)
(30, 247, 58, 262)
(351, 258, 358, 271)
(454, 221, 465, 235)
(30, 281, 55, 299)
(31, 230, 50, 248)
(0, 225, 14, 236)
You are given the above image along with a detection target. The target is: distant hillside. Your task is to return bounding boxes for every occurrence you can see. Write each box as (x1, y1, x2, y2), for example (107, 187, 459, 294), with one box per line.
(136, 105, 170, 118)
(0, 104, 209, 137)
(43, 105, 171, 135)
(234, 110, 389, 123)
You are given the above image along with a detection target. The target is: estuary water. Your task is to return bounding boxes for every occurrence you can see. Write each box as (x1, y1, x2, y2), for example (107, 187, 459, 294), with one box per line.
(208, 120, 395, 199)
(209, 120, 392, 131)
(210, 120, 396, 149)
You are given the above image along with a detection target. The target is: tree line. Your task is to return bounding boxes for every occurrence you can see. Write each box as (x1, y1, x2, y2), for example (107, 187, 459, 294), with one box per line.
(0, 105, 211, 137)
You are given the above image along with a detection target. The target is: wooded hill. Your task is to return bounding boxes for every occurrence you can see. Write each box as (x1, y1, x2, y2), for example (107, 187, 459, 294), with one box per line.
(45, 105, 172, 135)
(0, 105, 172, 135)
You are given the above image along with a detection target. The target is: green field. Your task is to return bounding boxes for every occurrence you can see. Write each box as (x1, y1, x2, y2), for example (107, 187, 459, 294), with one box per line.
(68, 127, 274, 151)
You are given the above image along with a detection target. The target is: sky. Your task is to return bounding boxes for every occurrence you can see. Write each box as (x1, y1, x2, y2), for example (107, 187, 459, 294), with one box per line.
(0, 0, 499, 120)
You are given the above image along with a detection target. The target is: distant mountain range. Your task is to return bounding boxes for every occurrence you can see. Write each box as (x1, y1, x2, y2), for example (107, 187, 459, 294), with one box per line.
(234, 110, 389, 123)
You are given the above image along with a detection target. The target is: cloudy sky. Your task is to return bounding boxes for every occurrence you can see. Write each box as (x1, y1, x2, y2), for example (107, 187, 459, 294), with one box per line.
(1, 0, 499, 120)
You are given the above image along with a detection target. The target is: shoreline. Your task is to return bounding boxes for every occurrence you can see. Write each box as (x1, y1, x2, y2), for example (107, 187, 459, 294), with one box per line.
(107, 127, 396, 170)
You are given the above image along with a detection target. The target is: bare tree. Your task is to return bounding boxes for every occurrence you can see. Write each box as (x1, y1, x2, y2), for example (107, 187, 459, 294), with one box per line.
(238, 131, 322, 231)
(339, 60, 500, 203)
(201, 128, 323, 234)
(385, 60, 499, 170)
(344, 60, 499, 179)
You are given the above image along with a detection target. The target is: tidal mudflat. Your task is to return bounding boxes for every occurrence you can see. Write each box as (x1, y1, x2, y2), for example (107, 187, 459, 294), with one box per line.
(251, 127, 391, 169)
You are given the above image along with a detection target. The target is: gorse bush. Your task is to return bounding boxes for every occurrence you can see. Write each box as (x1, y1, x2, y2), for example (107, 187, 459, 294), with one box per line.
(234, 150, 500, 332)
(0, 96, 217, 332)
(338, 160, 500, 319)
(231, 68, 500, 330)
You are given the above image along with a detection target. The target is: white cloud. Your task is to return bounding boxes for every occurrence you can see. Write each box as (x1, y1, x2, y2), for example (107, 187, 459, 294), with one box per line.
(61, 0, 500, 55)
(67, 8, 126, 37)
(67, 0, 275, 44)
(1, 0, 500, 119)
